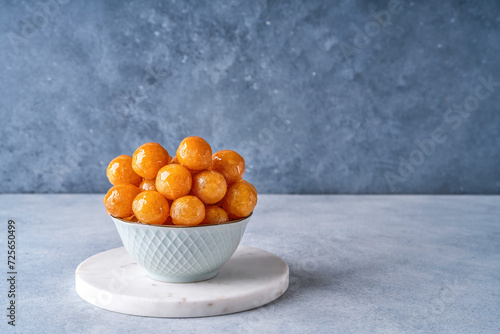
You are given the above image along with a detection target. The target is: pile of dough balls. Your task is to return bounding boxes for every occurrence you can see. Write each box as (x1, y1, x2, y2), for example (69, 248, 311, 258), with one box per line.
(103, 137, 257, 226)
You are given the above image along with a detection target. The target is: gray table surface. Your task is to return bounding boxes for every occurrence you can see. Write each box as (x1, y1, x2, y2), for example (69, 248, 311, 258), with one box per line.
(0, 194, 499, 334)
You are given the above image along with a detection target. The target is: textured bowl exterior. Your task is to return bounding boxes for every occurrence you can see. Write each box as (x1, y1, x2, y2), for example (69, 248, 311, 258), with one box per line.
(111, 216, 250, 282)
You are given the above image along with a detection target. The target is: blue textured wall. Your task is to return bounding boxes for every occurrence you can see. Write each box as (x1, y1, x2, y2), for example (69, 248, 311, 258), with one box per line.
(1, 0, 499, 194)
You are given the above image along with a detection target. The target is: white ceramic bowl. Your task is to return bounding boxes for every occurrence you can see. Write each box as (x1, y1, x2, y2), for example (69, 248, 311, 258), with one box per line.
(111, 215, 251, 283)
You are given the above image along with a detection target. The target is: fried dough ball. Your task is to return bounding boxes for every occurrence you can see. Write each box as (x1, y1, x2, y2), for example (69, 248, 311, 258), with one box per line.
(132, 142, 170, 179)
(176, 136, 212, 171)
(241, 180, 257, 196)
(103, 184, 141, 218)
(222, 181, 257, 219)
(105, 140, 257, 225)
(202, 205, 229, 225)
(211, 150, 245, 184)
(132, 191, 170, 225)
(155, 164, 192, 200)
(139, 178, 156, 192)
(106, 155, 142, 186)
(192, 170, 227, 204)
(170, 195, 205, 226)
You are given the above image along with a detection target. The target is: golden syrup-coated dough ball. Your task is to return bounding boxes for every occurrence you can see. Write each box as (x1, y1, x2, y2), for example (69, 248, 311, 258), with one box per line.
(202, 205, 229, 225)
(132, 191, 170, 225)
(222, 181, 257, 219)
(103, 184, 141, 218)
(192, 170, 227, 204)
(170, 195, 205, 226)
(155, 164, 192, 200)
(139, 178, 156, 192)
(176, 136, 212, 171)
(211, 150, 245, 184)
(241, 180, 257, 196)
(106, 155, 142, 186)
(132, 142, 170, 179)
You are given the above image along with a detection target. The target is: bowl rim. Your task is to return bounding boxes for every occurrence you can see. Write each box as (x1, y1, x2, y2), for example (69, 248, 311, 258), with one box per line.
(111, 212, 252, 228)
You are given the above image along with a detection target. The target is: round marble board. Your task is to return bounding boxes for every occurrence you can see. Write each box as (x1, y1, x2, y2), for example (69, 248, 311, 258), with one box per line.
(75, 246, 289, 317)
